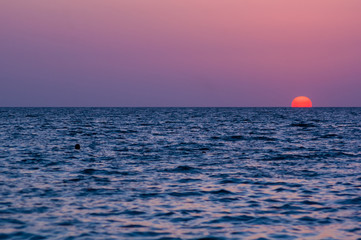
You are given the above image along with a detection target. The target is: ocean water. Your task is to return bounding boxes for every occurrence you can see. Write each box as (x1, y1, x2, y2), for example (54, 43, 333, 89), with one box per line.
(0, 107, 360, 240)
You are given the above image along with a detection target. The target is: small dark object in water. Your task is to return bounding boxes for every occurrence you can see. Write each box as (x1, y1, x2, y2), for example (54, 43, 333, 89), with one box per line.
(75, 144, 81, 150)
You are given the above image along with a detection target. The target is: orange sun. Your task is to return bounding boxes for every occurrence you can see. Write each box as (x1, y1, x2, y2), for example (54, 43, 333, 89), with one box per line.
(291, 96, 312, 108)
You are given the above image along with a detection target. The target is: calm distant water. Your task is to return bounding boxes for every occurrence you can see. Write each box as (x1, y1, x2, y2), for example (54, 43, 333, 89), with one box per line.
(0, 108, 360, 240)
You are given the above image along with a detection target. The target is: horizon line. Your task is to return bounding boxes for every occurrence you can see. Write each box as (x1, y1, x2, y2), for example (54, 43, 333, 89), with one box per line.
(0, 106, 360, 108)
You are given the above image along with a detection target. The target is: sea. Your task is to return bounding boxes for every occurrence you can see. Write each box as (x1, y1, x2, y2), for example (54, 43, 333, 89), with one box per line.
(0, 107, 360, 240)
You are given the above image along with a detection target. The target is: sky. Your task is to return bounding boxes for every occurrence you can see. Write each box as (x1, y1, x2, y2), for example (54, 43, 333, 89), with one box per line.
(1, 0, 361, 107)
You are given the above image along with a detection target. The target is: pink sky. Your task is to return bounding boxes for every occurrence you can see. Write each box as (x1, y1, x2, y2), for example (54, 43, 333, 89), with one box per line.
(1, 0, 361, 106)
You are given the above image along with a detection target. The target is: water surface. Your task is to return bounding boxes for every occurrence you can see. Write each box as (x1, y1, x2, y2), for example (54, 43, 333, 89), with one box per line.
(0, 108, 360, 239)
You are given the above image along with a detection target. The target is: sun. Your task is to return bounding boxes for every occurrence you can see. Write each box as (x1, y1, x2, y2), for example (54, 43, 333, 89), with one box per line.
(291, 96, 312, 108)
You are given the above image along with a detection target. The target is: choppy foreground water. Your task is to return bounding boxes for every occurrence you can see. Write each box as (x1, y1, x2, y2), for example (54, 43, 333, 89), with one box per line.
(0, 108, 360, 240)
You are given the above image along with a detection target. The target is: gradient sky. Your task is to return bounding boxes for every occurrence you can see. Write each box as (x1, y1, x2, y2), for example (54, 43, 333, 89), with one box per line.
(1, 0, 361, 107)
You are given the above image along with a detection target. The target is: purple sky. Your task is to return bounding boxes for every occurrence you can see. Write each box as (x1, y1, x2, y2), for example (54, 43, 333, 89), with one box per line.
(1, 0, 361, 107)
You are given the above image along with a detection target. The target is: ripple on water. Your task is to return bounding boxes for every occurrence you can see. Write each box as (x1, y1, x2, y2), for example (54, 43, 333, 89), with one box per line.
(1, 107, 361, 239)
(163, 165, 201, 173)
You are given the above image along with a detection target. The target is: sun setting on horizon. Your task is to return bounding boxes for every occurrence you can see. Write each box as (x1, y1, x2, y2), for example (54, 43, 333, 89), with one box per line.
(1, 1, 361, 239)
(1, 1, 361, 107)
(291, 96, 312, 108)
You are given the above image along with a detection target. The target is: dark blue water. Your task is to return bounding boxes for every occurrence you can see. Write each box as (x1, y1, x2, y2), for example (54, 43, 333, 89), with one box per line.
(0, 108, 360, 239)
